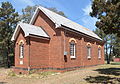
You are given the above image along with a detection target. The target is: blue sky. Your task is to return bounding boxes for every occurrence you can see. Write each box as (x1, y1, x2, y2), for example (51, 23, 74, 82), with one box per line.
(0, 0, 98, 31)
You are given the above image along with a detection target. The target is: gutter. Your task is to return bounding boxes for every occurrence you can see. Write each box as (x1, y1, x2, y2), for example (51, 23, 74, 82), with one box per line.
(29, 34, 50, 40)
(60, 25, 104, 43)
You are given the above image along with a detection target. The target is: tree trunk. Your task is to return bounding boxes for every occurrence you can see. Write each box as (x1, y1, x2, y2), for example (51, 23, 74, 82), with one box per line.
(6, 50, 10, 68)
(109, 35, 113, 63)
(106, 55, 110, 64)
(6, 41, 10, 68)
(2, 46, 5, 66)
(109, 45, 113, 61)
(105, 40, 110, 64)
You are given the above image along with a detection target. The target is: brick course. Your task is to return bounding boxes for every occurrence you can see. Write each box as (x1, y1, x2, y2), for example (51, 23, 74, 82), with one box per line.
(14, 10, 104, 74)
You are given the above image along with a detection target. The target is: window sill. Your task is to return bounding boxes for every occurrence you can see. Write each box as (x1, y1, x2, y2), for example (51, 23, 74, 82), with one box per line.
(20, 57, 23, 59)
(70, 56, 76, 59)
(87, 57, 91, 60)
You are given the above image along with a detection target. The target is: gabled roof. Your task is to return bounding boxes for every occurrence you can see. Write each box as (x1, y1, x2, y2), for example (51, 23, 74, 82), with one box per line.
(11, 22, 49, 41)
(30, 6, 102, 41)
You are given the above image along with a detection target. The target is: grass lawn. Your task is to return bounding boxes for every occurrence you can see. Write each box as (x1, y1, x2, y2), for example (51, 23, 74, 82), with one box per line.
(0, 62, 120, 84)
(111, 62, 120, 65)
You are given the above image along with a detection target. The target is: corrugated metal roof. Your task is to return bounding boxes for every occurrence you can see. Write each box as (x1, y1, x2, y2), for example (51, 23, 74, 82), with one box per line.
(11, 23, 49, 41)
(30, 6, 102, 41)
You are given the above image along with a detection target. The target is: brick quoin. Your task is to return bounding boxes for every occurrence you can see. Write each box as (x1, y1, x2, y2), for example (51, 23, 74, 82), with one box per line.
(13, 8, 104, 74)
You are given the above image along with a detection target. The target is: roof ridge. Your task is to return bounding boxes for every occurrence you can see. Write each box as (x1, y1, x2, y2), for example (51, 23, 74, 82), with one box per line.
(30, 6, 102, 41)
(38, 6, 91, 31)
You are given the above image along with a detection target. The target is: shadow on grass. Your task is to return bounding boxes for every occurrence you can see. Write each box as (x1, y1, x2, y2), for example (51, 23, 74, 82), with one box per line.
(0, 82, 7, 84)
(0, 66, 10, 69)
(84, 67, 120, 83)
(85, 76, 120, 84)
(95, 68, 120, 76)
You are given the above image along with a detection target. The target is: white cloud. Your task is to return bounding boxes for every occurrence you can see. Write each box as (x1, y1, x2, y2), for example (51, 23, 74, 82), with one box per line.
(82, 3, 92, 16)
(82, 16, 97, 30)
(14, 0, 35, 6)
(81, 3, 98, 30)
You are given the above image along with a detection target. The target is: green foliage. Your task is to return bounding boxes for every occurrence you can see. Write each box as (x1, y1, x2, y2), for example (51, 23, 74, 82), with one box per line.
(111, 62, 120, 65)
(47, 7, 67, 18)
(113, 37, 120, 57)
(90, 0, 120, 36)
(20, 5, 36, 23)
(94, 28, 113, 64)
(94, 28, 120, 63)
(20, 5, 67, 23)
(0, 1, 19, 67)
(93, 28, 106, 40)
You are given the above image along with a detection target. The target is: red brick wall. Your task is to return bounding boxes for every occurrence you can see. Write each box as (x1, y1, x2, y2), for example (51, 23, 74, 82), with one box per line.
(15, 29, 29, 68)
(113, 58, 120, 62)
(61, 30, 104, 69)
(14, 10, 104, 73)
(14, 28, 30, 74)
(33, 10, 64, 69)
(32, 10, 104, 70)
(29, 37, 49, 69)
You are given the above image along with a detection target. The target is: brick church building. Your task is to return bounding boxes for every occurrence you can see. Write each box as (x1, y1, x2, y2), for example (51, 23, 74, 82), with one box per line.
(11, 6, 104, 74)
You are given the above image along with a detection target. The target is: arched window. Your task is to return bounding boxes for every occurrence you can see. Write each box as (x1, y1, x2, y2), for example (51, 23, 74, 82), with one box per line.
(19, 42, 24, 58)
(87, 43, 91, 59)
(98, 48, 101, 59)
(70, 40, 76, 58)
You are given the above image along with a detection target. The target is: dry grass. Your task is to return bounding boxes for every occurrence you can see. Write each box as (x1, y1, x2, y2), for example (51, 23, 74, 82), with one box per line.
(84, 64, 120, 84)
(0, 63, 120, 84)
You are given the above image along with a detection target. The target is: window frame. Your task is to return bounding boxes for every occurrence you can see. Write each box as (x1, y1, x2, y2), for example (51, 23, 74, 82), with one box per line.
(19, 42, 24, 59)
(70, 40, 76, 58)
(87, 46, 91, 59)
(98, 48, 101, 59)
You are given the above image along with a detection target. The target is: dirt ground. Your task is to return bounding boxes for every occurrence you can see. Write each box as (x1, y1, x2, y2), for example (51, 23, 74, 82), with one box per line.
(0, 64, 120, 84)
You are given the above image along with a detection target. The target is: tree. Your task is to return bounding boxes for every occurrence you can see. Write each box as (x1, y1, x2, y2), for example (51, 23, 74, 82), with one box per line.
(94, 28, 108, 63)
(113, 36, 120, 58)
(107, 34, 116, 63)
(20, 5, 67, 23)
(0, 2, 19, 67)
(20, 5, 36, 23)
(90, 0, 120, 37)
(47, 7, 67, 17)
(93, 28, 116, 64)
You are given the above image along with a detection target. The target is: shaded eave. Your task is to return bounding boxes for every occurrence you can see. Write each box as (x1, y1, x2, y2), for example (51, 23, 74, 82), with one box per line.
(61, 25, 104, 43)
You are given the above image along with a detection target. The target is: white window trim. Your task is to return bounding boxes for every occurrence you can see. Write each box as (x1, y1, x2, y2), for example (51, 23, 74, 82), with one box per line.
(70, 41, 76, 58)
(20, 43, 24, 59)
(70, 44, 76, 58)
(20, 60, 23, 65)
(98, 48, 101, 59)
(87, 47, 91, 59)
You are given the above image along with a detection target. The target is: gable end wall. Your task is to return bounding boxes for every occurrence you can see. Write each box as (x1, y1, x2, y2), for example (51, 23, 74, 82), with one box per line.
(32, 10, 64, 69)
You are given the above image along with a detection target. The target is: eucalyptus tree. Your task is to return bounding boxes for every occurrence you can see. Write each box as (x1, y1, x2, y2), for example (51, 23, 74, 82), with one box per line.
(0, 2, 19, 67)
